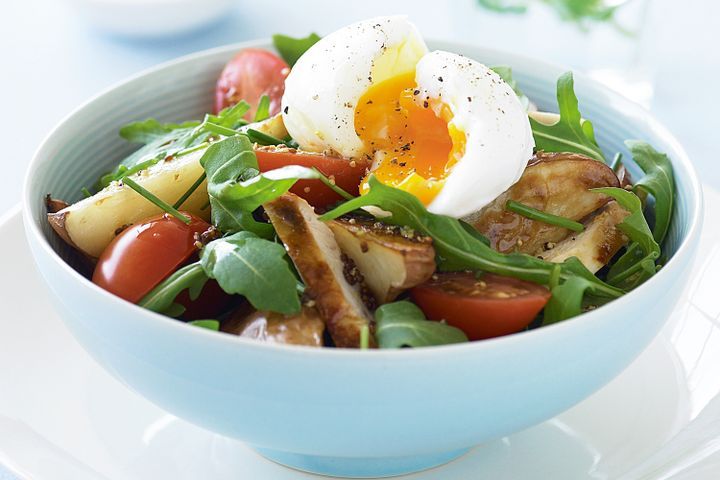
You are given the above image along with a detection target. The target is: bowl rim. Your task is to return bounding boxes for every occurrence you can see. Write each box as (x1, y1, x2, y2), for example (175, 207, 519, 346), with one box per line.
(23, 38, 705, 359)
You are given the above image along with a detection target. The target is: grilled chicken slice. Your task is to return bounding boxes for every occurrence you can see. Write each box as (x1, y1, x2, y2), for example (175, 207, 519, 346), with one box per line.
(328, 218, 436, 303)
(222, 306, 325, 347)
(263, 193, 375, 348)
(465, 151, 620, 255)
(539, 201, 629, 273)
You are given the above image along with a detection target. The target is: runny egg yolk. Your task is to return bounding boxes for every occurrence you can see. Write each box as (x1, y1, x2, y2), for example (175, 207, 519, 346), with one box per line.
(354, 72, 466, 205)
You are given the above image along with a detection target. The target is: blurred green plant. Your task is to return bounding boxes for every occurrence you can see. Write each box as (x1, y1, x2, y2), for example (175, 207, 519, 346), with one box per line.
(478, 0, 622, 28)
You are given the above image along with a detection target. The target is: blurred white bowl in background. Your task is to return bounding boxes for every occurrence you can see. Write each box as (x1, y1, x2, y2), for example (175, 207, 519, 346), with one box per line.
(67, 0, 236, 37)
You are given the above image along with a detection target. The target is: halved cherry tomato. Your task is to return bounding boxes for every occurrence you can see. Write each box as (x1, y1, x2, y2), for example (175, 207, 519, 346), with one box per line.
(411, 272, 551, 340)
(214, 49, 289, 119)
(255, 147, 370, 208)
(93, 213, 209, 304)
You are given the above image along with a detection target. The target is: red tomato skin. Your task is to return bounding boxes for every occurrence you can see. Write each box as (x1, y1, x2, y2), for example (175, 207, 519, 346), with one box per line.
(411, 273, 551, 341)
(214, 49, 289, 119)
(92, 213, 209, 304)
(255, 149, 370, 208)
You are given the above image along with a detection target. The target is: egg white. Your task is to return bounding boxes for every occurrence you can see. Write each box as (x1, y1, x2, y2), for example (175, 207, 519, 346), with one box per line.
(415, 51, 534, 217)
(282, 20, 533, 218)
(281, 16, 428, 159)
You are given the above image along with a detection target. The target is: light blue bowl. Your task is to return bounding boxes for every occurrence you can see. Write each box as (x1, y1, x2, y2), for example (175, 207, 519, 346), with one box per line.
(23, 40, 703, 478)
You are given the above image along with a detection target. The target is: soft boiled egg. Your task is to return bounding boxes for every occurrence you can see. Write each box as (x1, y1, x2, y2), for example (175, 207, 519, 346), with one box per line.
(281, 16, 534, 218)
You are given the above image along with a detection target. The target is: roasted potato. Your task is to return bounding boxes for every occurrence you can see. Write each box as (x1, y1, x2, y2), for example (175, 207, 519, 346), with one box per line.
(328, 218, 436, 303)
(239, 113, 288, 139)
(539, 201, 629, 273)
(48, 147, 209, 258)
(465, 151, 621, 255)
(222, 305, 325, 347)
(48, 115, 288, 258)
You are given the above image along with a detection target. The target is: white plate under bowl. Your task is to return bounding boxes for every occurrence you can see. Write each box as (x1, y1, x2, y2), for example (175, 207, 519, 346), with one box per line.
(1, 186, 720, 479)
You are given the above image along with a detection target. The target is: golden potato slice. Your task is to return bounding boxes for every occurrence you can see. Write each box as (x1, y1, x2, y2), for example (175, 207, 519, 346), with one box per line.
(240, 113, 288, 139)
(465, 151, 621, 255)
(328, 218, 436, 304)
(222, 305, 325, 347)
(48, 114, 289, 258)
(539, 201, 629, 273)
(48, 147, 209, 258)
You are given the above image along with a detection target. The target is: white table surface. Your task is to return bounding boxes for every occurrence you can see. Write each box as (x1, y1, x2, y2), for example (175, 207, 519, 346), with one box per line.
(1, 0, 718, 478)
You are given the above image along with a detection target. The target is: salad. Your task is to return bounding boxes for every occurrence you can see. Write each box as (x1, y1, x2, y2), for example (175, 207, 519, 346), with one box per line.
(46, 17, 675, 349)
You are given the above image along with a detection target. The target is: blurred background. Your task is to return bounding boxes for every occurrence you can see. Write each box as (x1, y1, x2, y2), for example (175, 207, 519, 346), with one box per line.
(1, 0, 717, 212)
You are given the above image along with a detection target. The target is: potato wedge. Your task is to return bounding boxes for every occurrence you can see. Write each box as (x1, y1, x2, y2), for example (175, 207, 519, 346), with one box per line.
(527, 111, 561, 126)
(328, 218, 436, 303)
(264, 193, 375, 348)
(539, 201, 629, 273)
(222, 305, 325, 347)
(48, 147, 210, 258)
(48, 115, 289, 258)
(239, 113, 288, 139)
(465, 151, 620, 255)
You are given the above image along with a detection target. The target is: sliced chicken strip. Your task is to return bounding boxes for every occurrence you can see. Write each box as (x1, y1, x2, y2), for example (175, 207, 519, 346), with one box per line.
(264, 193, 375, 348)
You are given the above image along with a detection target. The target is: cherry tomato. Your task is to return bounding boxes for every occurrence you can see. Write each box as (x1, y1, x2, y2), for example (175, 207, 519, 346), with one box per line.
(214, 49, 289, 119)
(411, 272, 551, 341)
(93, 213, 209, 304)
(255, 148, 370, 208)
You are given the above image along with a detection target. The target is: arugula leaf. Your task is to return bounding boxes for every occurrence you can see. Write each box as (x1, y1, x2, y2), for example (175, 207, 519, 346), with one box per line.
(321, 176, 623, 301)
(626, 140, 675, 244)
(272, 33, 321, 66)
(119, 118, 200, 145)
(200, 231, 301, 315)
(189, 319, 220, 331)
(609, 244, 658, 291)
(530, 72, 605, 162)
(254, 95, 271, 122)
(201, 135, 344, 236)
(593, 187, 660, 257)
(459, 219, 492, 246)
(139, 262, 209, 317)
(593, 187, 661, 290)
(477, 0, 617, 27)
(544, 276, 595, 324)
(199, 135, 274, 237)
(218, 165, 323, 212)
(541, 0, 616, 25)
(375, 301, 468, 348)
(98, 102, 253, 190)
(478, 0, 527, 13)
(203, 100, 251, 130)
(490, 66, 530, 110)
